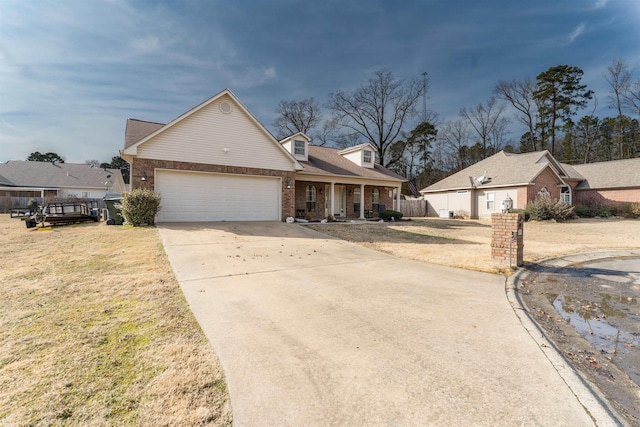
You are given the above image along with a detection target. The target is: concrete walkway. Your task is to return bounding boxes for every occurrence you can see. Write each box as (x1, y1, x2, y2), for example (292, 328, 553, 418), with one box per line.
(158, 222, 596, 426)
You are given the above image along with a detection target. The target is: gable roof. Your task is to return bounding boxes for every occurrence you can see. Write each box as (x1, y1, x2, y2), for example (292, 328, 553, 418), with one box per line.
(421, 150, 569, 193)
(298, 146, 405, 182)
(0, 160, 124, 190)
(337, 143, 377, 156)
(124, 118, 164, 150)
(570, 157, 640, 190)
(122, 88, 302, 170)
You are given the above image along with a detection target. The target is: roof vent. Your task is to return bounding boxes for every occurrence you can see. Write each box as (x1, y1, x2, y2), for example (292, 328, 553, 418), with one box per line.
(219, 101, 232, 114)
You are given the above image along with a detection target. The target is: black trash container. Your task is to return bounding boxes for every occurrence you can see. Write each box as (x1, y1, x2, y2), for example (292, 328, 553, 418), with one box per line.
(104, 197, 124, 225)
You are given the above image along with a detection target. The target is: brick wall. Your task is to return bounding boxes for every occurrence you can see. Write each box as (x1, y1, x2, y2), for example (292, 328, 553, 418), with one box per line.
(491, 213, 524, 267)
(575, 188, 640, 205)
(528, 167, 562, 201)
(131, 158, 295, 220)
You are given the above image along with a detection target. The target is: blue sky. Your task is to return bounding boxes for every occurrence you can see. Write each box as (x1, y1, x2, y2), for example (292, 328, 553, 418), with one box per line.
(1, 0, 639, 163)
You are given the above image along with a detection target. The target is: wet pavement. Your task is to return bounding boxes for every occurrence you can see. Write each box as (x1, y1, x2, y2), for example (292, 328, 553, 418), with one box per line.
(512, 251, 640, 426)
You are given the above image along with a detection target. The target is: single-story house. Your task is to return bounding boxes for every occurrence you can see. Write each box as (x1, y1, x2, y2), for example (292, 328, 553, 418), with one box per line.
(0, 160, 126, 212)
(121, 89, 405, 223)
(420, 150, 640, 218)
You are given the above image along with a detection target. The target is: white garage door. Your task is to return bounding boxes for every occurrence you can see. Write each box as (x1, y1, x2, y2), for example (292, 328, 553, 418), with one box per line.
(155, 170, 281, 222)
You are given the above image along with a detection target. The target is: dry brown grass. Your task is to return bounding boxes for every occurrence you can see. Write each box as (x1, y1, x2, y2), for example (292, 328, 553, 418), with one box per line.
(307, 217, 640, 274)
(0, 215, 231, 426)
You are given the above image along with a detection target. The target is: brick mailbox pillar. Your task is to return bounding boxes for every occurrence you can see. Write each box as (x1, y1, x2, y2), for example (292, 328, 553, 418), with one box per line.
(491, 213, 524, 268)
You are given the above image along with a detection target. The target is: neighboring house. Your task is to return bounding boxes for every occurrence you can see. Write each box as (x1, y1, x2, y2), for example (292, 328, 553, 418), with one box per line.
(121, 89, 405, 223)
(0, 160, 126, 211)
(419, 150, 640, 218)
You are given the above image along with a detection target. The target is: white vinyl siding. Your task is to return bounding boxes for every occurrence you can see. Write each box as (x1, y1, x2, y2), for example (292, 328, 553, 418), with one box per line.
(155, 170, 280, 222)
(137, 95, 295, 171)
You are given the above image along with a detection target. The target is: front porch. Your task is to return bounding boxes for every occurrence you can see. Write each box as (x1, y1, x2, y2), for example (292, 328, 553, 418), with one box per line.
(294, 180, 402, 220)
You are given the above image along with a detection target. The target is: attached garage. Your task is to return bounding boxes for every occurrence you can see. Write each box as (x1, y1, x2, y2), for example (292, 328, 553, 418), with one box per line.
(155, 170, 281, 222)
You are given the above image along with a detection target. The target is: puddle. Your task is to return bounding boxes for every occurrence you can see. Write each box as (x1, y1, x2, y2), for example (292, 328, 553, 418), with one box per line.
(553, 295, 639, 360)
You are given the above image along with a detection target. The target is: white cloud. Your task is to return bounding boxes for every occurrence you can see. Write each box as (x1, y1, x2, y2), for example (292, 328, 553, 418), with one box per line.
(568, 23, 586, 44)
(592, 0, 608, 10)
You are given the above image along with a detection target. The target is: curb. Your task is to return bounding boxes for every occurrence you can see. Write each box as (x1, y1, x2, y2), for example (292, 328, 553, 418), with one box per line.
(505, 250, 640, 427)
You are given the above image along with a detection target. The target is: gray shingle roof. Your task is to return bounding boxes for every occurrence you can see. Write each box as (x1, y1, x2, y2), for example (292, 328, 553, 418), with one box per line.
(571, 157, 640, 190)
(124, 118, 164, 149)
(421, 150, 568, 192)
(298, 146, 405, 182)
(0, 160, 122, 189)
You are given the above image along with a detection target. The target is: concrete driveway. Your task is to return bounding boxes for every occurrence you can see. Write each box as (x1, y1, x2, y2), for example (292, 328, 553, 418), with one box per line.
(158, 222, 596, 426)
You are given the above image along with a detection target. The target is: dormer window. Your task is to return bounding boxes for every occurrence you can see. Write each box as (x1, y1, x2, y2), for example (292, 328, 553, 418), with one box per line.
(294, 140, 306, 156)
(363, 150, 372, 164)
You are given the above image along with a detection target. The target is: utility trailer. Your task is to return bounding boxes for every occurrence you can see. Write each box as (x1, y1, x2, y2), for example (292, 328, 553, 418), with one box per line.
(24, 201, 101, 228)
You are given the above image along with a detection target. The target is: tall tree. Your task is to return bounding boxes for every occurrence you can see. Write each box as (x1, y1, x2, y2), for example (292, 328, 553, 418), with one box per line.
(273, 97, 322, 139)
(327, 69, 426, 168)
(605, 59, 633, 159)
(393, 121, 437, 178)
(533, 65, 593, 156)
(625, 79, 640, 117)
(494, 78, 539, 151)
(439, 119, 470, 170)
(27, 152, 65, 163)
(459, 97, 507, 159)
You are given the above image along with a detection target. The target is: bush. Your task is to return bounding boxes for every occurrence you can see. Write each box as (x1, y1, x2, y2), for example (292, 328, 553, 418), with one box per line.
(120, 189, 161, 226)
(574, 205, 594, 218)
(524, 195, 575, 222)
(378, 209, 403, 221)
(632, 203, 640, 218)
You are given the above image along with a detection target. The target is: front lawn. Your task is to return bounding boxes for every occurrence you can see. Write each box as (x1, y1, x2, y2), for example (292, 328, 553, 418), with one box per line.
(0, 215, 231, 426)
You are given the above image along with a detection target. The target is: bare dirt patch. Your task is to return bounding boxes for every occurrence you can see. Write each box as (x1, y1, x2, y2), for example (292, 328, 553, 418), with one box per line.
(307, 217, 640, 274)
(0, 215, 231, 426)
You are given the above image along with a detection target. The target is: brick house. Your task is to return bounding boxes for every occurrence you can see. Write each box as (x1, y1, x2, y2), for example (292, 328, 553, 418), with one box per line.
(121, 89, 405, 222)
(419, 150, 640, 218)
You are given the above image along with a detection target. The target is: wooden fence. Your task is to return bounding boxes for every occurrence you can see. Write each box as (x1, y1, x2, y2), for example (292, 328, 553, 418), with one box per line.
(399, 199, 427, 217)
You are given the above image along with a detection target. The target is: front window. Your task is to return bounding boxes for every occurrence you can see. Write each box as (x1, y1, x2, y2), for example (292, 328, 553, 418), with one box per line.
(353, 187, 361, 213)
(363, 150, 372, 163)
(372, 188, 380, 212)
(486, 192, 495, 210)
(294, 140, 305, 156)
(561, 186, 571, 204)
(306, 185, 316, 212)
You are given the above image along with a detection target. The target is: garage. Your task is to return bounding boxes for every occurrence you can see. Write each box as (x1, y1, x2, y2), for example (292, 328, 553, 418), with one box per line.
(155, 169, 281, 222)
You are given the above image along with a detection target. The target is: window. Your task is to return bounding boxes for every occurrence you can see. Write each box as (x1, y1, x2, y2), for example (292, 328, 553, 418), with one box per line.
(561, 186, 571, 204)
(82, 192, 90, 198)
(306, 185, 316, 212)
(353, 187, 361, 213)
(363, 150, 372, 163)
(294, 140, 305, 156)
(486, 192, 495, 210)
(372, 188, 380, 212)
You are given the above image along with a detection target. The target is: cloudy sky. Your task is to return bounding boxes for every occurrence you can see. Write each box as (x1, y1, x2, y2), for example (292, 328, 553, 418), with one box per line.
(1, 0, 639, 163)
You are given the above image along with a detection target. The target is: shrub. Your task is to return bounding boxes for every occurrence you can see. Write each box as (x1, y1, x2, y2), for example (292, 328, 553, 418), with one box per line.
(120, 189, 161, 226)
(574, 205, 594, 218)
(524, 195, 575, 222)
(632, 202, 640, 218)
(378, 209, 404, 221)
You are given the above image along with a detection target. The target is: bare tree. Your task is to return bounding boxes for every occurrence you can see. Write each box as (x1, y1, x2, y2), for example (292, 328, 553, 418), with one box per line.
(273, 97, 322, 139)
(85, 159, 101, 167)
(605, 59, 633, 156)
(327, 69, 426, 168)
(494, 78, 538, 151)
(459, 97, 507, 158)
(438, 119, 470, 170)
(625, 79, 640, 116)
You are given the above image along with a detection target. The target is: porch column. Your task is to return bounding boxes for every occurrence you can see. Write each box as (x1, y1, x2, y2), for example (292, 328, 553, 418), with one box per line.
(359, 184, 365, 219)
(396, 186, 402, 211)
(330, 182, 335, 218)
